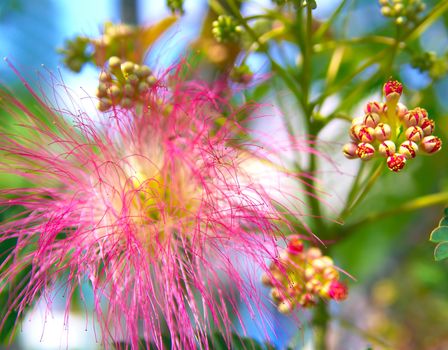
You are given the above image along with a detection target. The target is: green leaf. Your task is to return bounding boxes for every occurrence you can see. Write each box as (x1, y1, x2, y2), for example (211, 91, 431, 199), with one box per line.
(439, 216, 448, 227)
(444, 207, 448, 218)
(430, 226, 448, 243)
(434, 242, 448, 261)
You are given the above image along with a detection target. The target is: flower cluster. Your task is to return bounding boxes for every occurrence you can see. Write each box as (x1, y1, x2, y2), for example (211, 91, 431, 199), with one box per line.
(262, 236, 348, 313)
(96, 56, 157, 111)
(212, 15, 242, 43)
(59, 19, 176, 72)
(0, 64, 302, 349)
(379, 0, 426, 26)
(166, 0, 184, 14)
(343, 80, 442, 172)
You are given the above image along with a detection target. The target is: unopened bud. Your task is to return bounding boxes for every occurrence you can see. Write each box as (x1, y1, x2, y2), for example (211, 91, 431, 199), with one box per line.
(420, 119, 435, 136)
(387, 153, 406, 172)
(328, 281, 348, 301)
(364, 101, 383, 115)
(356, 143, 375, 160)
(343, 143, 358, 159)
(108, 56, 121, 69)
(396, 103, 408, 119)
(383, 80, 403, 102)
(364, 113, 380, 128)
(421, 136, 442, 154)
(378, 140, 396, 157)
(405, 126, 424, 143)
(374, 123, 392, 141)
(287, 236, 304, 255)
(357, 126, 375, 143)
(399, 141, 418, 159)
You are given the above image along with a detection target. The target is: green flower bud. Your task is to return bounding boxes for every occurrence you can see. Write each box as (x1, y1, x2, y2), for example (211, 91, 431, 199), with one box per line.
(108, 56, 122, 69)
(121, 61, 136, 74)
(123, 84, 135, 97)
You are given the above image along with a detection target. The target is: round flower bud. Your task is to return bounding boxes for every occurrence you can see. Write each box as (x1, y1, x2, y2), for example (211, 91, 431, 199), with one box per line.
(261, 273, 273, 286)
(383, 80, 403, 101)
(356, 143, 375, 160)
(421, 136, 442, 154)
(420, 119, 435, 136)
(121, 61, 135, 74)
(306, 247, 322, 260)
(364, 101, 383, 115)
(396, 103, 408, 119)
(399, 141, 418, 159)
(404, 107, 427, 127)
(357, 126, 375, 143)
(378, 140, 396, 157)
(349, 124, 362, 141)
(405, 126, 424, 143)
(414, 107, 428, 121)
(135, 65, 152, 78)
(108, 56, 121, 69)
(278, 300, 293, 314)
(374, 123, 391, 141)
(108, 85, 121, 99)
(328, 281, 348, 301)
(99, 71, 112, 83)
(403, 111, 419, 127)
(287, 236, 304, 255)
(364, 113, 380, 128)
(387, 153, 406, 172)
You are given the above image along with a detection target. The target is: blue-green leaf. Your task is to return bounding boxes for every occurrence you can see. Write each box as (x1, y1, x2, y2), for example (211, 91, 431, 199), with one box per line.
(434, 242, 448, 261)
(430, 226, 448, 243)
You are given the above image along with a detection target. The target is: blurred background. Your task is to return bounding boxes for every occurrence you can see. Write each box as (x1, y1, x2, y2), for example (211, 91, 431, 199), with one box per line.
(0, 0, 448, 349)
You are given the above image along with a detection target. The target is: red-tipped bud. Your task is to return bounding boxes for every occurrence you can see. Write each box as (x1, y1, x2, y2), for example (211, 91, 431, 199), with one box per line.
(364, 113, 380, 128)
(328, 281, 348, 301)
(357, 126, 375, 143)
(374, 123, 391, 141)
(420, 119, 435, 136)
(405, 126, 424, 143)
(387, 153, 406, 172)
(414, 107, 428, 120)
(349, 124, 362, 141)
(421, 136, 442, 154)
(383, 80, 403, 98)
(397, 103, 408, 119)
(356, 143, 375, 160)
(378, 140, 396, 157)
(343, 143, 359, 159)
(403, 111, 420, 127)
(399, 141, 418, 159)
(364, 101, 383, 115)
(287, 236, 304, 255)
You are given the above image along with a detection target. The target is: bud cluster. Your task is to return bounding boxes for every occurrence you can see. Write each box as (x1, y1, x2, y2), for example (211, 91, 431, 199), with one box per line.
(411, 51, 448, 80)
(166, 0, 184, 14)
(58, 36, 91, 73)
(230, 64, 253, 84)
(379, 0, 426, 26)
(343, 80, 442, 172)
(96, 56, 156, 112)
(212, 15, 242, 43)
(262, 236, 348, 313)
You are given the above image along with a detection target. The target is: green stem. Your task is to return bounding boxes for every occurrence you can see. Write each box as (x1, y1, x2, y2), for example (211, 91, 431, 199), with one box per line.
(343, 192, 448, 235)
(313, 300, 330, 350)
(339, 162, 384, 222)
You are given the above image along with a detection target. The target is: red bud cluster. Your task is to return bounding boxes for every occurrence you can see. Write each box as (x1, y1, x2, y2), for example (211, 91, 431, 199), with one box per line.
(262, 236, 348, 313)
(343, 80, 442, 172)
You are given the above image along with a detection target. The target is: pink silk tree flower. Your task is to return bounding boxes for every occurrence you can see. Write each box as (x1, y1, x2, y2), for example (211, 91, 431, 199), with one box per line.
(0, 64, 310, 349)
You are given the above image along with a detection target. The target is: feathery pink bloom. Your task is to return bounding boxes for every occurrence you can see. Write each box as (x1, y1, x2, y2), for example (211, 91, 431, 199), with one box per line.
(0, 64, 310, 349)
